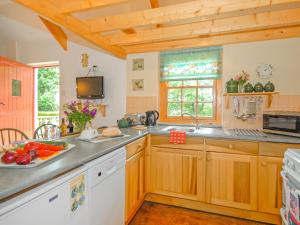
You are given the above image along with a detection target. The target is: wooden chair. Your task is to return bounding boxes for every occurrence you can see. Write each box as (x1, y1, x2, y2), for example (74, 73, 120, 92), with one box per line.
(0, 128, 29, 146)
(33, 124, 58, 140)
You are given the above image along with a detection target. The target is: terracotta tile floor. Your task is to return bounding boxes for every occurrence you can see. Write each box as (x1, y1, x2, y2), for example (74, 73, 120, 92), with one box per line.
(129, 202, 269, 225)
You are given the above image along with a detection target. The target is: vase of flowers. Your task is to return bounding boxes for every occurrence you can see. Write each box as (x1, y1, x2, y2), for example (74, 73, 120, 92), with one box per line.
(235, 70, 250, 93)
(63, 100, 97, 132)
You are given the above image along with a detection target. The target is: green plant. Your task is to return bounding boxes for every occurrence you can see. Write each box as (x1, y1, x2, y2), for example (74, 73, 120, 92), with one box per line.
(37, 67, 59, 112)
(63, 100, 97, 131)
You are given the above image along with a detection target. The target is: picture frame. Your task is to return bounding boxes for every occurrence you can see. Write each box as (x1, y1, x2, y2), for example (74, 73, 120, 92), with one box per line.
(12, 79, 21, 96)
(132, 79, 144, 91)
(132, 58, 144, 71)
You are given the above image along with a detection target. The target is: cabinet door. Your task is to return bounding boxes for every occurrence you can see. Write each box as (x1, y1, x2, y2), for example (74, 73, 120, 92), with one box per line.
(258, 156, 283, 214)
(206, 152, 258, 210)
(125, 150, 145, 223)
(150, 147, 205, 201)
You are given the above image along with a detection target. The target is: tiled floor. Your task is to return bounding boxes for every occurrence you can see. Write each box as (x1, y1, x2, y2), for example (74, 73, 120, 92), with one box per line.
(129, 202, 268, 225)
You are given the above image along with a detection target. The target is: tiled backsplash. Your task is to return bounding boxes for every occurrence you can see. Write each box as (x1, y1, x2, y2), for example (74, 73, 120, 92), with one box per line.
(222, 94, 300, 129)
(126, 96, 158, 114)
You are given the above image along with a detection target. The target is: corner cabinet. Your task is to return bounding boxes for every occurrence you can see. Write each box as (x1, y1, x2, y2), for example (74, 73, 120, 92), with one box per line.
(258, 156, 283, 214)
(205, 152, 258, 210)
(125, 137, 146, 224)
(150, 147, 205, 201)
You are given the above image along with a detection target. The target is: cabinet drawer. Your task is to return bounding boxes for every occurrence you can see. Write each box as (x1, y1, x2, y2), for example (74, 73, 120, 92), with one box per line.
(206, 139, 258, 155)
(151, 135, 204, 151)
(259, 142, 300, 157)
(126, 137, 146, 159)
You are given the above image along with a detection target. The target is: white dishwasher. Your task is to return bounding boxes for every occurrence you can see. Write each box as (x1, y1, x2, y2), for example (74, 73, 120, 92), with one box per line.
(87, 147, 126, 225)
(0, 167, 89, 225)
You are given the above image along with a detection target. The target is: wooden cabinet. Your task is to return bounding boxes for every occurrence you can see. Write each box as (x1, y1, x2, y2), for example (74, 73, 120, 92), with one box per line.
(258, 156, 283, 214)
(150, 147, 205, 201)
(125, 139, 146, 224)
(205, 152, 258, 210)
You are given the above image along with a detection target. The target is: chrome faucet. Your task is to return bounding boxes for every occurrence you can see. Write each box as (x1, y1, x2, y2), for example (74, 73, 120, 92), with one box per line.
(182, 113, 201, 130)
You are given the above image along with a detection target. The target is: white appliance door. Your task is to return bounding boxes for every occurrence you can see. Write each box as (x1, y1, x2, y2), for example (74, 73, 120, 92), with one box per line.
(282, 171, 300, 225)
(0, 183, 69, 225)
(90, 167, 125, 225)
(0, 171, 88, 225)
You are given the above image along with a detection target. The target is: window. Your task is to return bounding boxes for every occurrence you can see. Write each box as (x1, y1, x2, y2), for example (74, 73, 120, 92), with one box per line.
(159, 47, 222, 124)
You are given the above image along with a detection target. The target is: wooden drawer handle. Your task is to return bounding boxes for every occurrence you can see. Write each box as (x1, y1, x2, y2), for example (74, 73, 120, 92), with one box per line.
(261, 161, 267, 167)
(137, 144, 142, 149)
(228, 144, 233, 149)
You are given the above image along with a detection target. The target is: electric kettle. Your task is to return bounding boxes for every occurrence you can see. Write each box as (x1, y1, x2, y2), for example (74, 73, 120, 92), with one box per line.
(145, 110, 159, 126)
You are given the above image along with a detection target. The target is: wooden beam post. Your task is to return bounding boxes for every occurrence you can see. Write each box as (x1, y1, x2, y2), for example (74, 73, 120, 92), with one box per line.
(15, 0, 126, 58)
(39, 16, 68, 51)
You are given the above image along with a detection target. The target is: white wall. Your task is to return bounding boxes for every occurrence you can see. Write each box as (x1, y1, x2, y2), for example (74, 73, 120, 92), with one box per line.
(126, 52, 159, 96)
(17, 39, 126, 127)
(222, 38, 300, 95)
(0, 40, 18, 61)
(126, 37, 300, 127)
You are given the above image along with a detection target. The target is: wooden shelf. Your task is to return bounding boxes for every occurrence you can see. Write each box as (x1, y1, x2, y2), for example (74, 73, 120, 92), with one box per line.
(223, 92, 279, 109)
(223, 92, 279, 96)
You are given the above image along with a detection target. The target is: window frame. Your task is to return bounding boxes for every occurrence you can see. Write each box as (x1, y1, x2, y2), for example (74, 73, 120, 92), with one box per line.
(159, 79, 222, 125)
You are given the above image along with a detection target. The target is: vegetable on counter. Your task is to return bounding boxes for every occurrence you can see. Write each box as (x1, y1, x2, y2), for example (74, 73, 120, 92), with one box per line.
(1, 141, 69, 166)
(15, 153, 31, 165)
(1, 151, 17, 164)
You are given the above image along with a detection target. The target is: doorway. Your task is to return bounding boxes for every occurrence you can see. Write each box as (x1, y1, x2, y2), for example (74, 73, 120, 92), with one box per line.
(34, 64, 60, 128)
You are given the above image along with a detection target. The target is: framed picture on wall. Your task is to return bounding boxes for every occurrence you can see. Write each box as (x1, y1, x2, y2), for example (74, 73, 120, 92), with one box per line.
(12, 79, 21, 96)
(132, 79, 144, 91)
(132, 58, 144, 71)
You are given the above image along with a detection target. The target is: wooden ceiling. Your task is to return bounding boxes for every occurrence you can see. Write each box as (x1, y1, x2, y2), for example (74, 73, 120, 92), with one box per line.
(14, 0, 300, 59)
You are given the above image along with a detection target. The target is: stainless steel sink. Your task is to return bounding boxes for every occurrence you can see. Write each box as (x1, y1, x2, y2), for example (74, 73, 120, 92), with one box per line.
(162, 126, 196, 133)
(161, 125, 222, 135)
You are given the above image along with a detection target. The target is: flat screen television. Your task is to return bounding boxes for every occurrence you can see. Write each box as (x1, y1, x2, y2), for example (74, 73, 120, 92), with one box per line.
(76, 76, 104, 99)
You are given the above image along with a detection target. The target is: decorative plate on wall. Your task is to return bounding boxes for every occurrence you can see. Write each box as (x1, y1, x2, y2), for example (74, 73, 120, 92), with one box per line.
(256, 63, 273, 79)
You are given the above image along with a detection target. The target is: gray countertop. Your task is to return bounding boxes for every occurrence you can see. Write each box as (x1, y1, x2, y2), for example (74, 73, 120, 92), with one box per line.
(1, 124, 300, 202)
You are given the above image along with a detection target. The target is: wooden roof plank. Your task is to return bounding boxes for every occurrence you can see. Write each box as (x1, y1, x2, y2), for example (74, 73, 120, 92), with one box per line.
(124, 26, 300, 53)
(86, 0, 300, 33)
(106, 8, 300, 45)
(58, 0, 130, 14)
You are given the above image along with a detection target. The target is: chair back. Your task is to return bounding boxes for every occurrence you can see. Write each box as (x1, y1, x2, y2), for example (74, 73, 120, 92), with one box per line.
(33, 124, 58, 140)
(0, 128, 29, 146)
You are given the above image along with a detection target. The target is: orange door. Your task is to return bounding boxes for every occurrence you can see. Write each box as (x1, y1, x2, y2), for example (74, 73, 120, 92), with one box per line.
(0, 57, 34, 138)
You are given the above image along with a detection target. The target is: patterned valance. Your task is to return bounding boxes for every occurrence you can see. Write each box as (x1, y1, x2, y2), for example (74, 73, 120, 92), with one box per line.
(160, 47, 222, 81)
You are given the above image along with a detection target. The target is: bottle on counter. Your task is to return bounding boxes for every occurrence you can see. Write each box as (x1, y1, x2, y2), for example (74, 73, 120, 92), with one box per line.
(67, 118, 74, 133)
(60, 118, 67, 136)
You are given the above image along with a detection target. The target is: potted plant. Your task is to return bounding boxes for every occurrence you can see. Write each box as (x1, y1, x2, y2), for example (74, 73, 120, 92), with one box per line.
(235, 70, 250, 93)
(63, 100, 97, 132)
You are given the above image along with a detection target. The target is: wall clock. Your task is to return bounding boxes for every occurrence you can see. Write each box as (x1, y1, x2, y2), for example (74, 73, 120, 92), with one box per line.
(256, 63, 273, 79)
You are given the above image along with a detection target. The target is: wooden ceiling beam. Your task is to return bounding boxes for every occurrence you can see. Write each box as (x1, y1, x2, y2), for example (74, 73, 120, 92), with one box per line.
(58, 0, 130, 14)
(106, 8, 300, 45)
(15, 0, 126, 58)
(123, 26, 300, 54)
(86, 0, 300, 33)
(39, 16, 68, 51)
(149, 0, 163, 28)
(150, 0, 159, 8)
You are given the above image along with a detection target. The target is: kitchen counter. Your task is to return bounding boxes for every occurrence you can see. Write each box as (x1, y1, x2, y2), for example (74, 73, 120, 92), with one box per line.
(0, 129, 148, 202)
(1, 124, 300, 201)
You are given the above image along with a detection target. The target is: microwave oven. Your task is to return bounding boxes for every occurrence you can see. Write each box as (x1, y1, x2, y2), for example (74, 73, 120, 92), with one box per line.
(263, 111, 300, 137)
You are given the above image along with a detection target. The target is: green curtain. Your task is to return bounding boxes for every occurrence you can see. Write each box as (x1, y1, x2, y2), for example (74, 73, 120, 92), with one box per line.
(160, 47, 222, 81)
